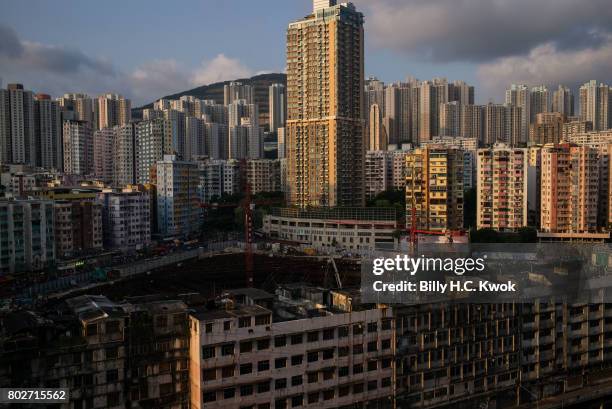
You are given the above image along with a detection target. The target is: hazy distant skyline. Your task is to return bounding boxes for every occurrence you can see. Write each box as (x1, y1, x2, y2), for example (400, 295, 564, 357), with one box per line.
(2, 0, 612, 105)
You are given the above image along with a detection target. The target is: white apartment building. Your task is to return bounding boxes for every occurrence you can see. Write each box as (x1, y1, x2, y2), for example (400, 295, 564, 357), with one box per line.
(98, 187, 151, 251)
(365, 151, 389, 200)
(63, 119, 93, 176)
(189, 287, 394, 409)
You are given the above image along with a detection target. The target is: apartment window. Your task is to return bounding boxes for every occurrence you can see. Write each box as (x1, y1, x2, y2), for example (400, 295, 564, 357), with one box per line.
(105, 347, 118, 359)
(223, 388, 235, 399)
(368, 360, 378, 371)
(382, 358, 392, 368)
(291, 334, 303, 345)
(382, 339, 391, 350)
(275, 357, 287, 369)
(203, 369, 216, 381)
(338, 346, 349, 357)
(322, 348, 334, 360)
(221, 343, 234, 356)
(240, 363, 253, 375)
(240, 341, 253, 353)
(240, 385, 253, 396)
(353, 363, 363, 374)
(275, 336, 287, 347)
(203, 391, 216, 403)
(160, 383, 173, 396)
(339, 385, 350, 397)
(338, 326, 349, 338)
(258, 360, 270, 372)
(353, 323, 364, 335)
(338, 366, 349, 377)
(307, 392, 319, 404)
(322, 329, 334, 340)
(307, 331, 319, 342)
(86, 323, 98, 336)
(322, 368, 334, 381)
(258, 404, 270, 409)
(202, 346, 215, 359)
(275, 398, 287, 409)
(224, 321, 231, 331)
(353, 383, 364, 394)
(257, 381, 270, 393)
(382, 319, 392, 330)
(368, 341, 377, 352)
(291, 375, 303, 386)
(239, 317, 252, 328)
(322, 390, 334, 401)
(291, 395, 303, 407)
(275, 378, 287, 390)
(205, 323, 213, 333)
(255, 314, 271, 326)
(367, 322, 378, 333)
(106, 369, 119, 383)
(222, 365, 235, 378)
(353, 344, 363, 355)
(257, 338, 270, 350)
(368, 380, 378, 391)
(107, 392, 120, 407)
(307, 351, 318, 362)
(382, 377, 392, 387)
(307, 372, 318, 383)
(291, 355, 303, 366)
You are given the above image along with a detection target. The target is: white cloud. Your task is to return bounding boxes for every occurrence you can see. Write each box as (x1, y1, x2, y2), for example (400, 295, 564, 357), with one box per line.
(190, 54, 252, 86)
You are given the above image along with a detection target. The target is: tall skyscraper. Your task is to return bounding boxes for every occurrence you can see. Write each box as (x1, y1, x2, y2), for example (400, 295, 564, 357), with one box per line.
(483, 104, 521, 146)
(57, 93, 97, 130)
(505, 84, 530, 144)
(113, 124, 136, 187)
(135, 118, 174, 184)
(364, 77, 385, 144)
(0, 83, 35, 165)
(579, 80, 611, 131)
(286, 1, 365, 207)
(97, 93, 131, 130)
(63, 119, 93, 175)
(368, 103, 387, 150)
(223, 81, 253, 106)
(268, 83, 286, 136)
(439, 101, 461, 137)
(530, 85, 550, 123)
(552, 85, 574, 117)
(228, 99, 260, 159)
(405, 146, 464, 232)
(93, 127, 115, 182)
(34, 94, 62, 170)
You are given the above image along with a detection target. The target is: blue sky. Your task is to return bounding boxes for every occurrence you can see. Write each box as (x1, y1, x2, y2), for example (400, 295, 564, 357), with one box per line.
(2, 0, 611, 104)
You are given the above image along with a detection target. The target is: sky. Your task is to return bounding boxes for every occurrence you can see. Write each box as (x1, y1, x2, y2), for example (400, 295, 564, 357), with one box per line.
(1, 0, 612, 105)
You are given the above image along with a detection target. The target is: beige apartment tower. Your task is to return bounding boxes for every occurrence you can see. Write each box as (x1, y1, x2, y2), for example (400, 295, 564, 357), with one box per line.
(286, 1, 365, 207)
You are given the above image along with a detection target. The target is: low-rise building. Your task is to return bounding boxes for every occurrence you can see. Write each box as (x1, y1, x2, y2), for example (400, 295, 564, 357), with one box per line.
(262, 207, 397, 252)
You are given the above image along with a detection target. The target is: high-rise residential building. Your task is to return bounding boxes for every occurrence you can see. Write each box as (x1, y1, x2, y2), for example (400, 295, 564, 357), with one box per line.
(246, 159, 281, 194)
(199, 100, 228, 125)
(563, 120, 593, 140)
(364, 77, 385, 144)
(384, 84, 400, 144)
(163, 109, 187, 160)
(286, 1, 365, 207)
(450, 80, 475, 105)
(579, 80, 611, 131)
(53, 200, 103, 259)
(0, 83, 35, 165)
(277, 127, 286, 159)
(223, 81, 254, 106)
(98, 186, 151, 251)
(405, 146, 464, 231)
(113, 123, 136, 187)
(93, 127, 115, 183)
(205, 122, 229, 160)
(540, 143, 600, 233)
(476, 144, 529, 231)
(529, 112, 565, 145)
(552, 85, 574, 117)
(57, 93, 97, 130)
(530, 85, 550, 123)
(505, 84, 530, 144)
(460, 104, 484, 141)
(0, 199, 55, 274)
(97, 93, 131, 130)
(418, 81, 436, 142)
(483, 103, 521, 146)
(186, 116, 207, 161)
(268, 83, 286, 136)
(365, 150, 389, 200)
(368, 104, 387, 150)
(156, 155, 201, 237)
(423, 137, 478, 190)
(135, 118, 174, 184)
(197, 158, 242, 202)
(439, 101, 461, 137)
(33, 94, 62, 170)
(228, 99, 260, 159)
(63, 119, 93, 175)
